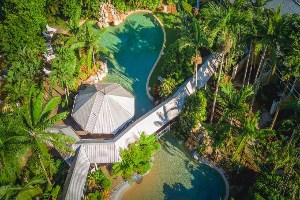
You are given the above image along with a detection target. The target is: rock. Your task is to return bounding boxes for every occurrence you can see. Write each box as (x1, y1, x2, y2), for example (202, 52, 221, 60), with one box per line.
(114, 19, 122, 26)
(97, 22, 103, 28)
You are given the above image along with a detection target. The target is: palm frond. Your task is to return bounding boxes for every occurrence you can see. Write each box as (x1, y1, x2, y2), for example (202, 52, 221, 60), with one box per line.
(41, 97, 61, 117)
(15, 187, 43, 200)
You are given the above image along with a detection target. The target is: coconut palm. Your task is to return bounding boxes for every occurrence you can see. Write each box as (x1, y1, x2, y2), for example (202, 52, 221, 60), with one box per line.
(269, 14, 300, 130)
(20, 91, 75, 184)
(249, 7, 292, 113)
(179, 9, 208, 86)
(231, 113, 274, 162)
(0, 176, 46, 200)
(66, 21, 109, 73)
(50, 46, 77, 104)
(199, 1, 255, 123)
(217, 80, 254, 124)
(0, 111, 31, 184)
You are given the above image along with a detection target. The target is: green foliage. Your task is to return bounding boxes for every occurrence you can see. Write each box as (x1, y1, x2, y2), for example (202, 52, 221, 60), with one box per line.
(178, 89, 207, 136)
(50, 46, 78, 93)
(161, 39, 194, 84)
(87, 190, 104, 200)
(217, 80, 253, 123)
(181, 1, 193, 14)
(62, 0, 82, 29)
(251, 135, 300, 200)
(111, 0, 161, 12)
(158, 78, 177, 99)
(0, 0, 46, 61)
(199, 1, 255, 53)
(87, 169, 112, 190)
(0, 92, 75, 192)
(0, 176, 46, 200)
(82, 0, 100, 18)
(112, 133, 160, 179)
(0, 0, 47, 102)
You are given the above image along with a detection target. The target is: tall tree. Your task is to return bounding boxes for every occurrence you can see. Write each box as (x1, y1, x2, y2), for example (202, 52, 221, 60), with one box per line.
(199, 1, 255, 123)
(270, 14, 300, 129)
(20, 91, 75, 184)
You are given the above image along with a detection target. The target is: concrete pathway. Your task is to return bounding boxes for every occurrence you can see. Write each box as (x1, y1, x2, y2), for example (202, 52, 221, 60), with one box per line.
(266, 0, 300, 15)
(73, 54, 222, 164)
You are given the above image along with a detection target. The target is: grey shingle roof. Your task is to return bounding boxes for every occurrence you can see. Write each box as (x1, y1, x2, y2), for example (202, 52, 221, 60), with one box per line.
(71, 83, 135, 134)
(61, 146, 90, 200)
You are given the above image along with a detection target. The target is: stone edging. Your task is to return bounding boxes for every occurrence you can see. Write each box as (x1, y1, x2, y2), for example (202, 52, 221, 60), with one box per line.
(109, 181, 130, 200)
(145, 12, 166, 102)
(199, 158, 230, 200)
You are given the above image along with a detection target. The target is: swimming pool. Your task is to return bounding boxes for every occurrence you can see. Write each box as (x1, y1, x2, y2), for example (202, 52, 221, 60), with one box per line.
(120, 133, 226, 200)
(99, 12, 164, 119)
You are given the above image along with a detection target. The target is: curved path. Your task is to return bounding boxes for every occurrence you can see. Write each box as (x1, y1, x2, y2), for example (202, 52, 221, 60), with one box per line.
(76, 53, 222, 162)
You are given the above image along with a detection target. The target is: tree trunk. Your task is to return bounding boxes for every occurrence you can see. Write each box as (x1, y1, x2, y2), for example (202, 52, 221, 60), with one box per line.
(39, 155, 52, 186)
(247, 48, 255, 86)
(270, 79, 290, 130)
(242, 43, 252, 88)
(92, 50, 95, 67)
(210, 54, 224, 124)
(254, 47, 268, 83)
(249, 47, 268, 113)
(195, 61, 198, 87)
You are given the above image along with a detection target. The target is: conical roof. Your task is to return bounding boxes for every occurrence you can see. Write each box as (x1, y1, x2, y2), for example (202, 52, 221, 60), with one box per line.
(71, 83, 134, 134)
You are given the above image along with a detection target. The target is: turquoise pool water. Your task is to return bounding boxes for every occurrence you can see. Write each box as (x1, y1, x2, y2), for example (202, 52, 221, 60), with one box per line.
(121, 134, 226, 200)
(99, 13, 164, 118)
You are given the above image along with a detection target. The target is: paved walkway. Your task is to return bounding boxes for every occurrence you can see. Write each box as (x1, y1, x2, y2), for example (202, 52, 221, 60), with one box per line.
(113, 53, 222, 159)
(266, 0, 300, 15)
(74, 53, 222, 163)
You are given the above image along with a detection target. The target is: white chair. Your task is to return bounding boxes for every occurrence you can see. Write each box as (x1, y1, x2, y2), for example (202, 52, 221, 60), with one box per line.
(43, 67, 51, 75)
(46, 24, 57, 33)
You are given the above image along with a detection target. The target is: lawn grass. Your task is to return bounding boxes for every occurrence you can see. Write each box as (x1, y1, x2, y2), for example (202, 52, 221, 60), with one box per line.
(149, 12, 183, 89)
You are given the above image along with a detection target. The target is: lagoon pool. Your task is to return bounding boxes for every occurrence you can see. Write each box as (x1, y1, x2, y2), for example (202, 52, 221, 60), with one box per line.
(99, 13, 164, 119)
(121, 134, 226, 200)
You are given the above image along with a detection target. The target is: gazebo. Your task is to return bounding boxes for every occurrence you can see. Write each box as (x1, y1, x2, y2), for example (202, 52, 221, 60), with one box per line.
(71, 83, 135, 135)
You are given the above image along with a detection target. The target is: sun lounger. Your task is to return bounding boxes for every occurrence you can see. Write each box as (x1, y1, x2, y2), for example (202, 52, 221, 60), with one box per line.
(43, 54, 56, 62)
(43, 67, 51, 75)
(46, 24, 57, 33)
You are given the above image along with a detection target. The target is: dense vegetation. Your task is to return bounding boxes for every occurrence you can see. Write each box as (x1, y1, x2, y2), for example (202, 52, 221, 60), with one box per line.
(112, 133, 160, 179)
(0, 0, 299, 199)
(171, 1, 300, 199)
(85, 169, 112, 200)
(0, 90, 75, 199)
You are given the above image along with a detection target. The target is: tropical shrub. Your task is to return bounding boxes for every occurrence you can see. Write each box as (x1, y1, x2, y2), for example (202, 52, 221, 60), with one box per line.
(86, 190, 104, 200)
(158, 77, 177, 99)
(112, 133, 160, 179)
(86, 169, 112, 191)
(161, 39, 194, 85)
(177, 89, 207, 136)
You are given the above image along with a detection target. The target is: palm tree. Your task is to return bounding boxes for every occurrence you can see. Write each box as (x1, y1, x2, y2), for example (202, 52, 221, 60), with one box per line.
(66, 21, 109, 73)
(269, 14, 300, 130)
(20, 91, 75, 184)
(199, 1, 255, 123)
(249, 7, 290, 113)
(231, 113, 274, 162)
(50, 46, 77, 104)
(179, 9, 207, 86)
(0, 176, 46, 200)
(0, 111, 31, 184)
(217, 80, 254, 124)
